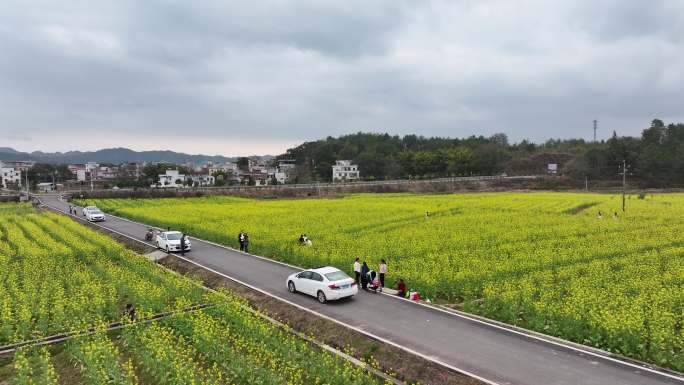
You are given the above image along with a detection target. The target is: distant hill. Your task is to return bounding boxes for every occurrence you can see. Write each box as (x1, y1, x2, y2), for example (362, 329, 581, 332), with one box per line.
(0, 147, 257, 165)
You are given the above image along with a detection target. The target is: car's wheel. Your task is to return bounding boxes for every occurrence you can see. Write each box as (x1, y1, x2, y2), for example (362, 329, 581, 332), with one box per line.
(288, 281, 296, 293)
(317, 290, 327, 304)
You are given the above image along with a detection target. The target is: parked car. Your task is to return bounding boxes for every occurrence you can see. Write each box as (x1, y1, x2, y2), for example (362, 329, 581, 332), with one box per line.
(155, 231, 191, 253)
(85, 208, 106, 222)
(286, 266, 357, 303)
(82, 206, 98, 216)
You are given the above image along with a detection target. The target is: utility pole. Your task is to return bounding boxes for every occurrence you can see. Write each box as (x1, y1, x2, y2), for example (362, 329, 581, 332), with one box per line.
(593, 120, 597, 142)
(585, 176, 588, 191)
(618, 160, 629, 212)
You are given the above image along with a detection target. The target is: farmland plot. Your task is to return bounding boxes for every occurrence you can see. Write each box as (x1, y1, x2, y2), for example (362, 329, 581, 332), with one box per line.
(84, 193, 684, 371)
(0, 204, 388, 385)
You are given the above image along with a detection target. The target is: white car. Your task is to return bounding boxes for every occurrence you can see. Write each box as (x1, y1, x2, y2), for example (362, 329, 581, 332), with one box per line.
(155, 231, 191, 253)
(286, 266, 357, 303)
(82, 205, 98, 217)
(85, 208, 106, 222)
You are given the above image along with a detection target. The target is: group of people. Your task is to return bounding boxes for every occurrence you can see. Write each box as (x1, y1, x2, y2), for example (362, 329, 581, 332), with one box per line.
(353, 257, 397, 294)
(298, 234, 312, 246)
(238, 230, 250, 252)
(597, 211, 620, 220)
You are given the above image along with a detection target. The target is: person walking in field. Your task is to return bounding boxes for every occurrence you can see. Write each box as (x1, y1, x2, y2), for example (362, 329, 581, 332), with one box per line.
(597, 211, 603, 219)
(613, 212, 619, 220)
(124, 303, 136, 321)
(243, 234, 250, 253)
(353, 257, 361, 285)
(238, 230, 246, 251)
(378, 259, 387, 291)
(361, 261, 370, 291)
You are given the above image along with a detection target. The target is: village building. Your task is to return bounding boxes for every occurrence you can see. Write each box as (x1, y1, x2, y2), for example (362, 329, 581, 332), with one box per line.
(0, 164, 22, 189)
(156, 169, 186, 188)
(332, 160, 359, 182)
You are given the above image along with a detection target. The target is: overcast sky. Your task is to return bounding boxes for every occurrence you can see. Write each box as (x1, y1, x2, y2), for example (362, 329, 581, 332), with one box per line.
(1, 1, 683, 156)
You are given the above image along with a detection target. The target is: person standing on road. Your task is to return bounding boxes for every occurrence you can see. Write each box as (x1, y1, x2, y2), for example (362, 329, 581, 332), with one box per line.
(361, 261, 370, 291)
(180, 233, 187, 256)
(353, 257, 361, 285)
(378, 259, 387, 291)
(238, 230, 246, 251)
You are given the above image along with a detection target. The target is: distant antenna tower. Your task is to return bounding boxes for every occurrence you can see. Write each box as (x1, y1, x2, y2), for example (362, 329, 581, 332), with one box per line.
(593, 120, 597, 142)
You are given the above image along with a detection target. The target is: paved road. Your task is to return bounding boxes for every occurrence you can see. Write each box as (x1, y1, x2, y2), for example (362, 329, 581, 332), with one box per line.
(41, 195, 683, 385)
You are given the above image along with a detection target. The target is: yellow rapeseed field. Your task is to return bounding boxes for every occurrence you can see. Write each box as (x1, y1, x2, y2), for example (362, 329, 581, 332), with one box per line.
(86, 192, 684, 370)
(0, 204, 388, 384)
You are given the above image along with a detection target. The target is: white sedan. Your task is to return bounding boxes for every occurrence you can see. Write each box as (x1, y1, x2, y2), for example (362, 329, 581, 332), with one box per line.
(85, 208, 106, 222)
(82, 205, 98, 216)
(155, 231, 191, 253)
(286, 266, 357, 303)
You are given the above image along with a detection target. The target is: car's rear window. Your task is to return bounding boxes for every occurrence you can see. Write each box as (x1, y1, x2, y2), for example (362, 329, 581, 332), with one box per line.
(324, 271, 349, 281)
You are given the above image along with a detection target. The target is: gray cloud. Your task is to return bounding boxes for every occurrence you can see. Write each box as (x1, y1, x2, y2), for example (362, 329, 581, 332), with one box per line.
(0, 0, 683, 155)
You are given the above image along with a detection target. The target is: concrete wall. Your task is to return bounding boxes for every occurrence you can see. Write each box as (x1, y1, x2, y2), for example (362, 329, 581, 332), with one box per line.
(69, 176, 591, 200)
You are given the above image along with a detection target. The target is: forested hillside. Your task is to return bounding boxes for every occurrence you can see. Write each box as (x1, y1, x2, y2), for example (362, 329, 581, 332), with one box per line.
(278, 119, 684, 186)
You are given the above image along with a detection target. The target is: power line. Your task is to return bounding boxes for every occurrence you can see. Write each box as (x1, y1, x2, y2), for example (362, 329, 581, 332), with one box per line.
(618, 160, 630, 212)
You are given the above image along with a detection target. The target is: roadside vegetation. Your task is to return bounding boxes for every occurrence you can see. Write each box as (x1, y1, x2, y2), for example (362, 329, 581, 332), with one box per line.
(83, 192, 684, 371)
(0, 204, 390, 385)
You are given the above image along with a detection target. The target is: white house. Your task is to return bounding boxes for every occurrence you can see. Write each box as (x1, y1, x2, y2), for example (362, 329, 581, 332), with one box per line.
(36, 182, 54, 192)
(156, 169, 186, 188)
(85, 162, 99, 174)
(209, 162, 238, 175)
(1, 166, 21, 189)
(332, 160, 359, 182)
(76, 169, 87, 182)
(278, 159, 296, 172)
(272, 171, 287, 184)
(97, 166, 119, 180)
(1, 160, 34, 172)
(189, 174, 215, 187)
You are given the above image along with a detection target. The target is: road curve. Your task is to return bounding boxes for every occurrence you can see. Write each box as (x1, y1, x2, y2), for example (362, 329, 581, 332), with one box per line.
(40, 195, 683, 385)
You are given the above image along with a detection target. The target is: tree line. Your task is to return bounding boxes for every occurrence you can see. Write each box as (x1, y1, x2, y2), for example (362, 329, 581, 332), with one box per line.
(278, 119, 684, 186)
